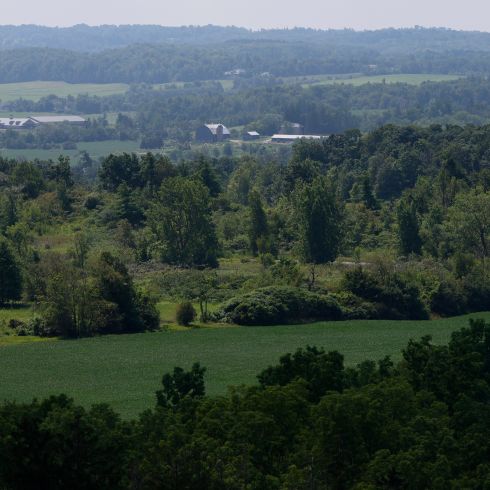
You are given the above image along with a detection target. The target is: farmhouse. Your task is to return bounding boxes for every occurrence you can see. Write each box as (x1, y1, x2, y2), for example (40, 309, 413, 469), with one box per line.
(0, 117, 39, 130)
(196, 124, 231, 143)
(271, 134, 324, 143)
(31, 115, 86, 126)
(243, 131, 260, 141)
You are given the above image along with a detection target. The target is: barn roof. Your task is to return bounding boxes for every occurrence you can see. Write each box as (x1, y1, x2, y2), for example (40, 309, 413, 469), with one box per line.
(204, 124, 230, 135)
(0, 117, 38, 128)
(31, 115, 86, 123)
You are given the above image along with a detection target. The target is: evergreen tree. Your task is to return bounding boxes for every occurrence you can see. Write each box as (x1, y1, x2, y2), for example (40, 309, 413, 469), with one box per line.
(0, 240, 22, 304)
(115, 183, 144, 225)
(196, 158, 221, 197)
(397, 196, 422, 256)
(248, 190, 268, 255)
(361, 175, 378, 210)
(292, 177, 343, 264)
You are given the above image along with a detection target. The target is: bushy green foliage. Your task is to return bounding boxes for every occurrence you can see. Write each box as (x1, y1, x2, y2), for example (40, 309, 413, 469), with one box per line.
(156, 362, 206, 407)
(342, 266, 428, 320)
(175, 302, 196, 326)
(258, 346, 348, 402)
(148, 177, 219, 267)
(292, 176, 343, 264)
(331, 291, 379, 320)
(40, 252, 159, 338)
(217, 286, 342, 325)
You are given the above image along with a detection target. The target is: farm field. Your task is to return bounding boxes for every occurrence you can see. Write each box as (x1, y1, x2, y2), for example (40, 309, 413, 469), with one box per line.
(0, 81, 129, 102)
(0, 312, 488, 418)
(298, 73, 462, 88)
(0, 75, 462, 104)
(0, 139, 144, 161)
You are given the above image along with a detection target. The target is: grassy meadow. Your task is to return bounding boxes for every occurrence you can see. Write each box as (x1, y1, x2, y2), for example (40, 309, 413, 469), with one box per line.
(0, 140, 144, 161)
(1, 312, 489, 418)
(298, 73, 462, 88)
(0, 81, 129, 102)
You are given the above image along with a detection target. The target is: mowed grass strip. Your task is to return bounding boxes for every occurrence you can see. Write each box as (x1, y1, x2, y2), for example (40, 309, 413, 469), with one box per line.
(1, 312, 489, 418)
(0, 81, 129, 102)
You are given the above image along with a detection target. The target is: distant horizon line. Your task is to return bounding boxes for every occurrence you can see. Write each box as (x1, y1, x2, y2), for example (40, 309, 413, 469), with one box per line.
(1, 23, 490, 34)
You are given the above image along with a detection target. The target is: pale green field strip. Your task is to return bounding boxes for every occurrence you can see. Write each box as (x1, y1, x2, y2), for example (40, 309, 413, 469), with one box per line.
(0, 312, 488, 418)
(0, 81, 129, 102)
(301, 73, 462, 88)
(0, 140, 143, 161)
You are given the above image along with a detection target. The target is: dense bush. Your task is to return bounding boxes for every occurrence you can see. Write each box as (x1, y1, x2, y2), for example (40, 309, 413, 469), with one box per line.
(216, 286, 343, 325)
(176, 302, 196, 326)
(342, 267, 429, 320)
(331, 291, 378, 320)
(430, 279, 468, 316)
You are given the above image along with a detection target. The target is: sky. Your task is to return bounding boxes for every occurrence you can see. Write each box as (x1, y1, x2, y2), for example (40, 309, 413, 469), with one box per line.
(3, 0, 490, 31)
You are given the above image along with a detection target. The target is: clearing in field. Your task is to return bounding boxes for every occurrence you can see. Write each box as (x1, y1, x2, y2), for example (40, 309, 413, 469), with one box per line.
(0, 81, 129, 102)
(0, 312, 488, 418)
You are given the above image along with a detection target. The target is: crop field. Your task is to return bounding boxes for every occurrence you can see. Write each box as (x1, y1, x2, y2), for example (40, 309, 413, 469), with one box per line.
(0, 140, 144, 161)
(0, 312, 488, 418)
(298, 73, 462, 88)
(0, 81, 129, 102)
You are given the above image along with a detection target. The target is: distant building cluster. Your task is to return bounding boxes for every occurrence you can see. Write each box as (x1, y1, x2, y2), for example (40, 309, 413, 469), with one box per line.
(271, 134, 323, 143)
(195, 121, 328, 144)
(0, 115, 86, 130)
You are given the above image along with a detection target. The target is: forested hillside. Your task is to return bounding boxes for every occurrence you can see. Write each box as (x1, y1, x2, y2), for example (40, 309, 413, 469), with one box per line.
(3, 25, 490, 52)
(3, 26, 490, 83)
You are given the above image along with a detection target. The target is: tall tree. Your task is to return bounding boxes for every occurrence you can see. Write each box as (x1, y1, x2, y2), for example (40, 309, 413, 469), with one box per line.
(447, 188, 490, 262)
(292, 176, 343, 264)
(148, 177, 219, 267)
(0, 240, 22, 304)
(397, 196, 422, 256)
(248, 190, 269, 255)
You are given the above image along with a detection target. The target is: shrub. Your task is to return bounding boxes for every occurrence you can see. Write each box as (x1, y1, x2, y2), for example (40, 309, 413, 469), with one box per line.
(342, 267, 428, 320)
(176, 302, 196, 326)
(216, 286, 342, 326)
(84, 194, 101, 210)
(462, 270, 490, 312)
(431, 279, 468, 316)
(331, 292, 378, 320)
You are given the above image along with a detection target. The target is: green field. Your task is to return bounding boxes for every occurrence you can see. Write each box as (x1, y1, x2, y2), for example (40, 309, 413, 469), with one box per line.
(0, 81, 129, 102)
(299, 73, 462, 88)
(0, 312, 488, 418)
(0, 75, 461, 104)
(0, 140, 144, 161)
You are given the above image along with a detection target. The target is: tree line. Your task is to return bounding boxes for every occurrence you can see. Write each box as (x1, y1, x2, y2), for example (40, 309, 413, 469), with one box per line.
(3, 39, 490, 85)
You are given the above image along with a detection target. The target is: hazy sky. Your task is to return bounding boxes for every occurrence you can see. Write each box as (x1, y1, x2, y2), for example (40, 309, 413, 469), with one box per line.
(3, 0, 490, 31)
